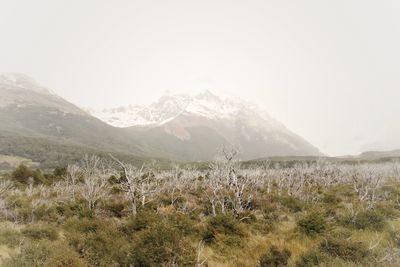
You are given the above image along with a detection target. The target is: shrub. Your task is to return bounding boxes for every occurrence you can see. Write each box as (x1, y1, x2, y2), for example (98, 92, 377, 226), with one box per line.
(53, 166, 67, 177)
(44, 254, 87, 267)
(43, 244, 87, 267)
(341, 209, 385, 231)
(203, 213, 246, 242)
(65, 218, 130, 266)
(64, 217, 100, 234)
(322, 192, 340, 205)
(22, 225, 58, 240)
(374, 202, 399, 219)
(353, 210, 385, 231)
(104, 200, 126, 218)
(3, 240, 87, 267)
(167, 213, 196, 235)
(297, 211, 327, 236)
(321, 237, 369, 263)
(130, 222, 194, 266)
(12, 197, 33, 223)
(296, 250, 324, 267)
(281, 196, 303, 212)
(3, 240, 52, 267)
(123, 210, 162, 233)
(11, 164, 49, 184)
(12, 164, 33, 184)
(32, 205, 59, 222)
(259, 246, 291, 267)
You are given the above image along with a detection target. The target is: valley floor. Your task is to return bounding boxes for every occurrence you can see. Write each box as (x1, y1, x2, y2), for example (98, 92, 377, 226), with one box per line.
(1, 156, 400, 266)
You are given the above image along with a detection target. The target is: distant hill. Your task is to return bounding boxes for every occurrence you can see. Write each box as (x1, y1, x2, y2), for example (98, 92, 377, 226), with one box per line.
(358, 149, 400, 160)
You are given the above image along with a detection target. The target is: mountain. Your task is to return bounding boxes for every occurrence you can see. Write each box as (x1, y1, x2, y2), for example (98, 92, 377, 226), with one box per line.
(91, 90, 323, 161)
(0, 73, 164, 167)
(0, 73, 322, 165)
(0, 73, 83, 115)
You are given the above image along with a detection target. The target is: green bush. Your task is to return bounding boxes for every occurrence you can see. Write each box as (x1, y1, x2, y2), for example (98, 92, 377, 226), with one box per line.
(64, 217, 100, 234)
(43, 249, 88, 267)
(341, 209, 386, 231)
(203, 213, 246, 242)
(65, 218, 130, 266)
(354, 210, 385, 231)
(296, 250, 324, 267)
(3, 240, 87, 267)
(32, 205, 59, 222)
(22, 224, 58, 240)
(321, 237, 369, 263)
(374, 202, 399, 219)
(281, 196, 304, 212)
(11, 164, 50, 184)
(104, 200, 127, 218)
(53, 166, 67, 177)
(259, 246, 291, 267)
(3, 240, 52, 267)
(322, 192, 341, 205)
(168, 213, 196, 235)
(11, 164, 33, 184)
(130, 222, 194, 266)
(123, 210, 162, 233)
(297, 211, 327, 236)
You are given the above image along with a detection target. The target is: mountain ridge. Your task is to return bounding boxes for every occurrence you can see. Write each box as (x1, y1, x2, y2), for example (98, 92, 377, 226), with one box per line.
(0, 73, 323, 165)
(89, 90, 324, 159)
(89, 90, 280, 128)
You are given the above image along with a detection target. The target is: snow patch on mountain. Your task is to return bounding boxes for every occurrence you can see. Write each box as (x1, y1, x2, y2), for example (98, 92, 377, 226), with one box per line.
(89, 90, 277, 128)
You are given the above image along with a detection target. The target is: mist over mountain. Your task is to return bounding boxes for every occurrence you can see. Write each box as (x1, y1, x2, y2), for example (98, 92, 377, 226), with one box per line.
(89, 90, 323, 160)
(91, 90, 272, 128)
(0, 73, 83, 115)
(0, 74, 325, 165)
(0, 73, 153, 167)
(3, 72, 400, 168)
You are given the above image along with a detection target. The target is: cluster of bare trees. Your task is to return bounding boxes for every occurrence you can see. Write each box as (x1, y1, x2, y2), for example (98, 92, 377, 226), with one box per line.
(205, 150, 257, 216)
(2, 153, 400, 219)
(2, 154, 400, 266)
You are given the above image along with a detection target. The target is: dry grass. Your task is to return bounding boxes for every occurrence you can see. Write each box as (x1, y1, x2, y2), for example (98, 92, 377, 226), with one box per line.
(0, 154, 38, 170)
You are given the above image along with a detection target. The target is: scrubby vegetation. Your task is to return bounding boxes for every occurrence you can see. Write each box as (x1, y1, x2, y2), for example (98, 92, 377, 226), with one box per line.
(1, 152, 400, 266)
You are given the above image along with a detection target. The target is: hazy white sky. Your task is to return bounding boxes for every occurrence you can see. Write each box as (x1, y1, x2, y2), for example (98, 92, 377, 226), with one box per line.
(1, 0, 400, 156)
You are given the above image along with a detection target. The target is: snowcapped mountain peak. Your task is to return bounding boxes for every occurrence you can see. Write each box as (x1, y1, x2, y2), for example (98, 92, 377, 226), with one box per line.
(89, 90, 270, 128)
(0, 73, 55, 95)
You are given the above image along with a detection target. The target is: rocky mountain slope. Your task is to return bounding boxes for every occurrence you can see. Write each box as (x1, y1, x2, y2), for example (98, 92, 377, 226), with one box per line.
(91, 90, 323, 160)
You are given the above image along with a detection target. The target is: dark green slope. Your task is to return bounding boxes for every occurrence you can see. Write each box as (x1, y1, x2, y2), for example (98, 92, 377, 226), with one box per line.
(0, 85, 169, 167)
(126, 125, 230, 161)
(0, 105, 144, 154)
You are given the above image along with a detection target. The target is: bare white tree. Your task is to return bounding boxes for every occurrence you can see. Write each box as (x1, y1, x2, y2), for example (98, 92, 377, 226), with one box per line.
(195, 240, 208, 267)
(110, 155, 152, 216)
(65, 164, 80, 200)
(80, 155, 112, 211)
(0, 179, 14, 197)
